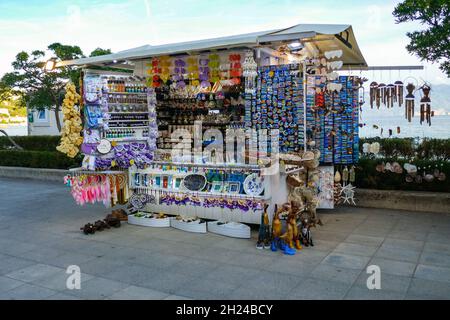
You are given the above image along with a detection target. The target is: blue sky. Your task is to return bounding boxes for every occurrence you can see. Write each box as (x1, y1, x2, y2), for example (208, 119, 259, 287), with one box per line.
(0, 0, 448, 84)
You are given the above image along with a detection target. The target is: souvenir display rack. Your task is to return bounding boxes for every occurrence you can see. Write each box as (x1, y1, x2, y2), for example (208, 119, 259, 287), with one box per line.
(62, 24, 370, 230)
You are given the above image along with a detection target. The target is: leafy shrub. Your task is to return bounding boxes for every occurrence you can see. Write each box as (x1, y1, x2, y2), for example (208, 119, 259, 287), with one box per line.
(356, 157, 450, 193)
(0, 150, 81, 169)
(0, 135, 61, 152)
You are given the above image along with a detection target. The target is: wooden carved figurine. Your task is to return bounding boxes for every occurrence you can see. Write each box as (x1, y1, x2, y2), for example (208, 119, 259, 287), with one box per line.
(280, 214, 295, 249)
(288, 202, 303, 250)
(405, 83, 415, 122)
(257, 204, 271, 249)
(420, 85, 432, 126)
(300, 217, 314, 247)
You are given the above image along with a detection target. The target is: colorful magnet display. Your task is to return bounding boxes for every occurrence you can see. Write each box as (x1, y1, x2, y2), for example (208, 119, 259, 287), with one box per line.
(248, 64, 359, 164)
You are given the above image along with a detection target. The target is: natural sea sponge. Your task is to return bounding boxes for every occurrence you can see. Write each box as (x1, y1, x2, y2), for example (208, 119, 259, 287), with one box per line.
(56, 82, 83, 158)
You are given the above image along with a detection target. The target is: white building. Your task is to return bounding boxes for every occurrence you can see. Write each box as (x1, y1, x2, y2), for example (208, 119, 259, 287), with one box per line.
(28, 109, 62, 136)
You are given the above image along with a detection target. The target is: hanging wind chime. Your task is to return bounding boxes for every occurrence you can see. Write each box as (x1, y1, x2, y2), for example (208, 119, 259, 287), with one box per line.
(394, 80, 404, 107)
(243, 50, 258, 94)
(378, 83, 386, 107)
(405, 83, 415, 122)
(420, 84, 432, 126)
(385, 83, 395, 108)
(369, 81, 378, 109)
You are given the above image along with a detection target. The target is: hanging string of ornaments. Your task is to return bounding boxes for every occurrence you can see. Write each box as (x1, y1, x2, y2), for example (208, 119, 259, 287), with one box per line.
(366, 75, 434, 137)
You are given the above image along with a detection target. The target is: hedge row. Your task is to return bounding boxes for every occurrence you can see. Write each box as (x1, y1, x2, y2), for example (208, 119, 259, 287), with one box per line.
(359, 137, 450, 160)
(356, 157, 450, 193)
(0, 150, 81, 169)
(0, 135, 61, 152)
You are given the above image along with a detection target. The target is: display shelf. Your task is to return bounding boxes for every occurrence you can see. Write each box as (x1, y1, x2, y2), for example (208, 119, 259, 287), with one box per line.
(105, 137, 149, 142)
(108, 103, 148, 106)
(106, 112, 150, 114)
(170, 218, 207, 233)
(107, 92, 148, 95)
(107, 126, 150, 129)
(107, 120, 150, 123)
(131, 186, 267, 200)
(128, 214, 171, 227)
(207, 221, 251, 239)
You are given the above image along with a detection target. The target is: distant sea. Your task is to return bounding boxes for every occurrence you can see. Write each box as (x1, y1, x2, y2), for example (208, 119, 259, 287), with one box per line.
(0, 125, 28, 136)
(359, 114, 450, 139)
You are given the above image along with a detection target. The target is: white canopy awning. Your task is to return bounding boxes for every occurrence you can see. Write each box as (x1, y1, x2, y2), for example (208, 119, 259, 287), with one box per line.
(58, 23, 367, 68)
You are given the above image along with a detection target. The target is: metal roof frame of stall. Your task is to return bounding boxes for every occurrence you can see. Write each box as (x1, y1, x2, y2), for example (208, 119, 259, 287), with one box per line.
(57, 23, 367, 69)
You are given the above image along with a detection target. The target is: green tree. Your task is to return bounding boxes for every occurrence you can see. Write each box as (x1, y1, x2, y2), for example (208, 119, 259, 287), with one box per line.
(393, 0, 450, 77)
(90, 48, 112, 57)
(0, 45, 112, 132)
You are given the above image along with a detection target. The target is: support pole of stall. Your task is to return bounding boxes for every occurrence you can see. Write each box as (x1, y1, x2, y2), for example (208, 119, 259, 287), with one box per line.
(303, 60, 307, 152)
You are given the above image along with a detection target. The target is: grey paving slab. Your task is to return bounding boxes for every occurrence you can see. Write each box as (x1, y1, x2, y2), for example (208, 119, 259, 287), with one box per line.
(5, 264, 65, 283)
(0, 283, 58, 300)
(108, 285, 170, 300)
(310, 264, 361, 285)
(177, 278, 239, 300)
(321, 253, 370, 270)
(419, 251, 450, 268)
(33, 271, 94, 291)
(17, 246, 66, 263)
(344, 285, 405, 300)
(0, 256, 36, 276)
(75, 257, 127, 277)
(382, 238, 424, 251)
(423, 242, 450, 255)
(414, 264, 450, 283)
(46, 292, 81, 300)
(261, 258, 316, 277)
(427, 232, 450, 243)
(288, 278, 351, 300)
(203, 265, 259, 287)
(368, 257, 416, 277)
(353, 271, 411, 294)
(0, 276, 24, 293)
(387, 231, 427, 241)
(407, 278, 450, 299)
(61, 277, 129, 299)
(132, 270, 195, 294)
(344, 234, 385, 247)
(374, 245, 421, 263)
(163, 294, 192, 300)
(332, 243, 379, 257)
(166, 258, 220, 278)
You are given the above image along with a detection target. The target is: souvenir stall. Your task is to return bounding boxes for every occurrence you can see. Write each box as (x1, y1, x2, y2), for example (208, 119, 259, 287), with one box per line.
(59, 24, 367, 247)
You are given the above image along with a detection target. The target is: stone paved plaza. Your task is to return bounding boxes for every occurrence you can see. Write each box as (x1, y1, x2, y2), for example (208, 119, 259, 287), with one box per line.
(0, 177, 449, 300)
